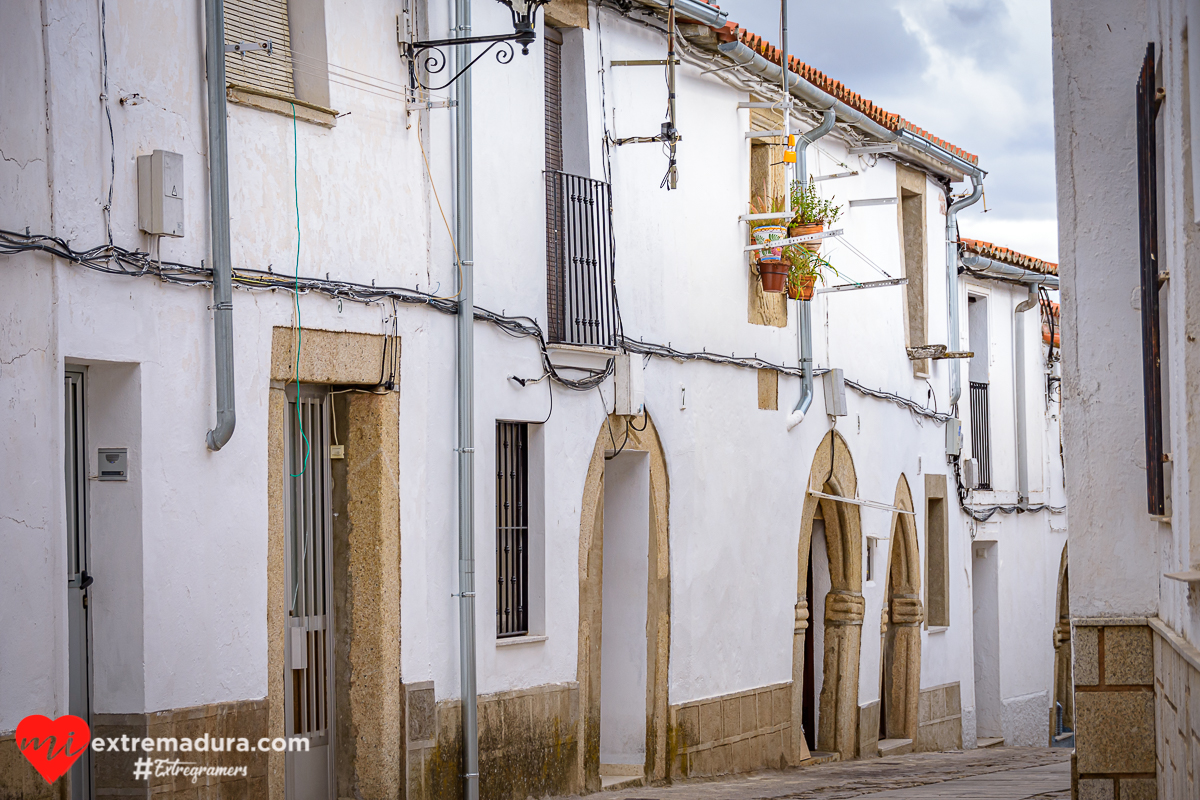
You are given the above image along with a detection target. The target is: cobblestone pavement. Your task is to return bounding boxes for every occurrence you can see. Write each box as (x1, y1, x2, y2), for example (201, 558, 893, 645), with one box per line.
(566, 748, 1071, 800)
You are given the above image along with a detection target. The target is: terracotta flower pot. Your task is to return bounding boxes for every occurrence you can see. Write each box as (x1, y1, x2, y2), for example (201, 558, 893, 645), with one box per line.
(758, 258, 789, 293)
(788, 273, 817, 301)
(752, 224, 787, 263)
(789, 222, 825, 255)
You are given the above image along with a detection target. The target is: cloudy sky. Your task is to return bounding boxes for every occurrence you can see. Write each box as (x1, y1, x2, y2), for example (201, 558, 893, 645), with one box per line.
(718, 0, 1058, 261)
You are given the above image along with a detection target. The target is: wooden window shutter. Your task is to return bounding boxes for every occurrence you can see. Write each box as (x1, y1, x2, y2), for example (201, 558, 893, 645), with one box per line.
(1135, 42, 1166, 515)
(544, 27, 564, 172)
(225, 0, 296, 97)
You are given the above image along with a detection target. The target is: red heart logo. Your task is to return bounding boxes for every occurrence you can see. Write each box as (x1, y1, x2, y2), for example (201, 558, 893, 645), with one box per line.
(16, 714, 91, 784)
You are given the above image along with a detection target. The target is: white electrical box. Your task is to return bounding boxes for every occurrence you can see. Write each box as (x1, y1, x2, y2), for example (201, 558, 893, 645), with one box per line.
(137, 149, 185, 237)
(615, 353, 645, 416)
(961, 457, 979, 489)
(823, 368, 848, 416)
(945, 417, 962, 456)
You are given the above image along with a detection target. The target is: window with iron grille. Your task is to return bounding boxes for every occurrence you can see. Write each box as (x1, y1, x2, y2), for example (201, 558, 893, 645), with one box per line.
(969, 381, 992, 491)
(496, 422, 529, 637)
(1136, 42, 1166, 515)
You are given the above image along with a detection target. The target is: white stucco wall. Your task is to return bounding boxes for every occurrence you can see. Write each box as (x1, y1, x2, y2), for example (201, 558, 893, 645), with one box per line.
(0, 0, 1067, 750)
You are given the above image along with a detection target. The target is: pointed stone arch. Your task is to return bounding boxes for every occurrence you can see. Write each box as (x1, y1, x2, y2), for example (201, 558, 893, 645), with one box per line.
(879, 474, 923, 745)
(1051, 543, 1072, 740)
(791, 430, 864, 761)
(575, 413, 671, 792)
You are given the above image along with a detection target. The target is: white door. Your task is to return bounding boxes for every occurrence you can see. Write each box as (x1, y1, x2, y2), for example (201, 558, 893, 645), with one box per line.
(65, 369, 94, 800)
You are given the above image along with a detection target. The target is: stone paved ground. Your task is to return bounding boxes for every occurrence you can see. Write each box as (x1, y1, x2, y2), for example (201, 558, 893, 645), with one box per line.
(562, 748, 1071, 800)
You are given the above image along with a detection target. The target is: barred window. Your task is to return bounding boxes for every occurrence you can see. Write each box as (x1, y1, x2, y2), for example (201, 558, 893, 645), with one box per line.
(496, 422, 529, 637)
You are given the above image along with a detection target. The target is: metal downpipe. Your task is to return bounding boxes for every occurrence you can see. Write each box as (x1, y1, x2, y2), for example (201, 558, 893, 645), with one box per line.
(785, 111, 835, 432)
(204, 0, 236, 451)
(946, 174, 983, 409)
(452, 0, 479, 795)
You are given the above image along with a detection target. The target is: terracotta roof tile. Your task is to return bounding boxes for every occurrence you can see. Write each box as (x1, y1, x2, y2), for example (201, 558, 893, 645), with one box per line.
(960, 238, 1058, 276)
(704, 22, 978, 165)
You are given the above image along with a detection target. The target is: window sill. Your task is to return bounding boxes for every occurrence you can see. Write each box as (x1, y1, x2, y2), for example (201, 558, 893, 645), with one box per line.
(226, 83, 338, 128)
(926, 625, 949, 634)
(496, 634, 548, 647)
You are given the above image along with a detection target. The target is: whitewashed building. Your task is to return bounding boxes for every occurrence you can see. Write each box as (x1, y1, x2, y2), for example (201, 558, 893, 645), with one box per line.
(0, 1, 1066, 799)
(1053, 1, 1200, 798)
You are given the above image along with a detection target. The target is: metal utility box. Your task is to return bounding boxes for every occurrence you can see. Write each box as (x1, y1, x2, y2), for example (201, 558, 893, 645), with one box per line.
(137, 149, 185, 237)
(961, 457, 979, 490)
(823, 368, 848, 416)
(945, 417, 962, 456)
(615, 353, 645, 416)
(97, 448, 128, 481)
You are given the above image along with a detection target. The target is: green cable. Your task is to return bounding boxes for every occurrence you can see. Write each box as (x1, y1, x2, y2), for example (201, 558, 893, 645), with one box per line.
(290, 102, 310, 478)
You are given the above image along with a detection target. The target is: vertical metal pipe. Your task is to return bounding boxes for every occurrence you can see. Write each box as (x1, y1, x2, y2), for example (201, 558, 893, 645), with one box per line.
(204, 0, 236, 451)
(452, 0, 479, 794)
(786, 111, 835, 432)
(946, 175, 983, 409)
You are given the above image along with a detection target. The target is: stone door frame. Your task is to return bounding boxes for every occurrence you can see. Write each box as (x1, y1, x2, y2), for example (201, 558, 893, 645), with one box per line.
(576, 412, 671, 792)
(791, 430, 864, 761)
(879, 475, 922, 744)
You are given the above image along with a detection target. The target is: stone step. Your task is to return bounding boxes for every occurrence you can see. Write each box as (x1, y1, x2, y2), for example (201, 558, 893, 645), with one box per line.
(977, 737, 1005, 748)
(798, 751, 840, 767)
(877, 738, 914, 757)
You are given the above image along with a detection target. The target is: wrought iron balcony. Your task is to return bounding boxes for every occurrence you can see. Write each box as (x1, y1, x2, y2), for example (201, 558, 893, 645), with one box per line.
(969, 381, 993, 491)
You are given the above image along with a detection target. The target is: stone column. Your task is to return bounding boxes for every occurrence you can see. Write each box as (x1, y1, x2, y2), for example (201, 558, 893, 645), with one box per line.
(790, 597, 811, 762)
(820, 591, 864, 759)
(887, 595, 923, 742)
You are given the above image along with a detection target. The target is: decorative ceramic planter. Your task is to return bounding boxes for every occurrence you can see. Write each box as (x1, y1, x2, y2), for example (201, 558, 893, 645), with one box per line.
(788, 273, 816, 301)
(789, 222, 825, 255)
(758, 258, 789, 293)
(752, 224, 787, 263)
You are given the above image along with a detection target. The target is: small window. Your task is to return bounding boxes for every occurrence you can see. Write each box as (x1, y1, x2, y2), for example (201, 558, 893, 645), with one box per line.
(924, 475, 949, 628)
(224, 0, 333, 120)
(865, 537, 877, 583)
(496, 422, 529, 637)
(896, 166, 928, 376)
(747, 107, 788, 328)
(967, 295, 992, 490)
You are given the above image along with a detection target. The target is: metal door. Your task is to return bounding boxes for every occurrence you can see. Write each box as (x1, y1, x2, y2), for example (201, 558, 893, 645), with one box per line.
(64, 369, 94, 800)
(284, 385, 335, 800)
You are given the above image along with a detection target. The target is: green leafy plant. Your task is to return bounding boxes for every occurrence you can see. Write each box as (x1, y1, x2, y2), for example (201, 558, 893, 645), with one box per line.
(789, 179, 842, 226)
(785, 245, 839, 286)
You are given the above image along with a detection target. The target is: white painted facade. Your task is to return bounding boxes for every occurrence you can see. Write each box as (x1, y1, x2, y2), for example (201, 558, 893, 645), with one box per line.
(0, 0, 1065, 764)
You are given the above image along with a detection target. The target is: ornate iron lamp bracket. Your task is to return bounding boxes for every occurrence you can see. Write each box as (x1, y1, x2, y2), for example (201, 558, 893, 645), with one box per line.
(403, 33, 526, 92)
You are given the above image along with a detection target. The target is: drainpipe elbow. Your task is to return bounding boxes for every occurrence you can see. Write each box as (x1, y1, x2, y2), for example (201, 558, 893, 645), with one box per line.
(206, 410, 237, 452)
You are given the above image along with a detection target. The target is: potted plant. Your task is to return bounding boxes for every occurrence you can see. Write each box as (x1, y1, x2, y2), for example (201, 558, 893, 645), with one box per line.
(750, 194, 790, 293)
(785, 245, 840, 301)
(788, 179, 842, 255)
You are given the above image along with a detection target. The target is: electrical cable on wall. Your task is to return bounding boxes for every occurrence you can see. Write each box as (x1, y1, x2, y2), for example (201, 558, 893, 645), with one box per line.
(2, 228, 948, 419)
(289, 104, 311, 478)
(99, 0, 116, 245)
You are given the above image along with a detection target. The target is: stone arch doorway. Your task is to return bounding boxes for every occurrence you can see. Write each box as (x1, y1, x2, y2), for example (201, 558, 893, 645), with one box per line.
(1051, 544, 1072, 743)
(576, 412, 671, 792)
(878, 475, 923, 749)
(791, 430, 864, 762)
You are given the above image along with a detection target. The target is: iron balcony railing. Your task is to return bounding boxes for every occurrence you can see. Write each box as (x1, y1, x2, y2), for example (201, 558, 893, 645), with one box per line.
(545, 170, 619, 348)
(969, 381, 993, 491)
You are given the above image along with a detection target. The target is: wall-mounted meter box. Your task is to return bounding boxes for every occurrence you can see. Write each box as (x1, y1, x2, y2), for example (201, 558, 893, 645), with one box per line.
(945, 417, 962, 456)
(823, 368, 848, 416)
(137, 149, 184, 237)
(97, 448, 128, 481)
(961, 457, 980, 490)
(615, 353, 645, 416)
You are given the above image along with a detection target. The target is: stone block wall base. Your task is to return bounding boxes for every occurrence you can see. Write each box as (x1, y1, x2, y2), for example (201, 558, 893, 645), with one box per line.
(0, 699, 268, 800)
(406, 682, 580, 800)
(669, 683, 792, 779)
(915, 682, 962, 751)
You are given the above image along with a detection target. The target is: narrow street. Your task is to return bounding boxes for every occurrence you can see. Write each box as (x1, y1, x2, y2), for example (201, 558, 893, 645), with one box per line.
(566, 749, 1070, 800)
